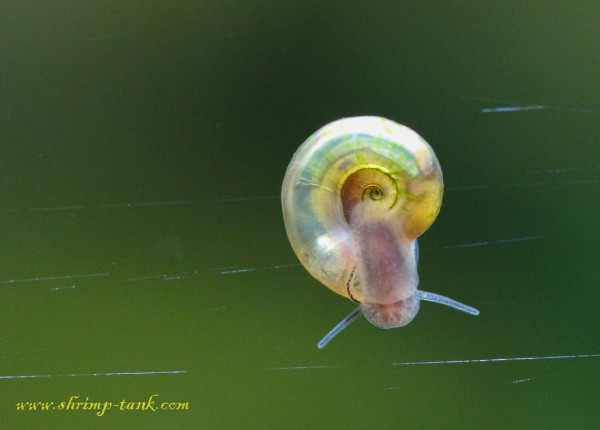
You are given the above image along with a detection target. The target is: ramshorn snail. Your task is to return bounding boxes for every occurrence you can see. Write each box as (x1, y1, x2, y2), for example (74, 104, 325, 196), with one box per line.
(281, 116, 479, 348)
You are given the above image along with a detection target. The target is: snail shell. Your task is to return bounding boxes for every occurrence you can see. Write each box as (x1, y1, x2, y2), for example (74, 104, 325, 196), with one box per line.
(281, 116, 444, 329)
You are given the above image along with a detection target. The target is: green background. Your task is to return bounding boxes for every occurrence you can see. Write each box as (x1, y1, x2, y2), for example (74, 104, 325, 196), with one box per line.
(1, 1, 599, 428)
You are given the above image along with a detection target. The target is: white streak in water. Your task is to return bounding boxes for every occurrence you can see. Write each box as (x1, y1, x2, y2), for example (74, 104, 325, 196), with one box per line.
(270, 365, 341, 370)
(268, 354, 600, 371)
(0, 370, 187, 380)
(97, 201, 194, 208)
(219, 263, 300, 275)
(50, 285, 76, 291)
(219, 268, 258, 275)
(122, 271, 200, 282)
(3, 273, 109, 284)
(461, 95, 600, 115)
(481, 105, 546, 113)
(512, 377, 533, 384)
(392, 353, 600, 366)
(425, 235, 545, 252)
(121, 264, 300, 283)
(529, 167, 582, 175)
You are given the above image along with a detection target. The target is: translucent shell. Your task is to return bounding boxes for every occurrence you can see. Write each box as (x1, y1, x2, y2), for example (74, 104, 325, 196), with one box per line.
(281, 116, 478, 347)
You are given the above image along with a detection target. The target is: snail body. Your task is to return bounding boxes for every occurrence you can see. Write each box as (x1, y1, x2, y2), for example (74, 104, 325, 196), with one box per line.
(281, 116, 478, 347)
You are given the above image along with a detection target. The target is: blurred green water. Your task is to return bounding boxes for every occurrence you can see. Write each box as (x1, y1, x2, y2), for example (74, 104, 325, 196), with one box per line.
(1, 1, 599, 428)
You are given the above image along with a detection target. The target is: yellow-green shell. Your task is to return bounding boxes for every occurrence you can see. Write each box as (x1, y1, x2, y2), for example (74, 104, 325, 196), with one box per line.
(281, 116, 443, 329)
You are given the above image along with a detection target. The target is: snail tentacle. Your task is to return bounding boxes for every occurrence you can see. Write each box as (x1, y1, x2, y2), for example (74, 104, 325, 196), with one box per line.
(317, 306, 362, 349)
(417, 291, 480, 316)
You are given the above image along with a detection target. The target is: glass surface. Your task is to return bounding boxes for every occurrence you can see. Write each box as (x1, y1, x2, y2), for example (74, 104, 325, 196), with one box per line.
(1, 1, 599, 428)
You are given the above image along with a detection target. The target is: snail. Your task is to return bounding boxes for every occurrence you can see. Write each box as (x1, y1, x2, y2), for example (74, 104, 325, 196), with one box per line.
(281, 116, 479, 348)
